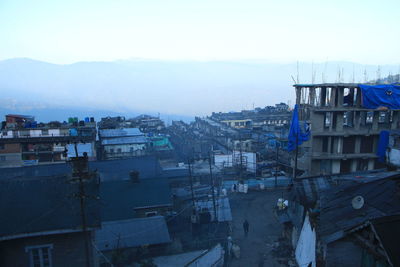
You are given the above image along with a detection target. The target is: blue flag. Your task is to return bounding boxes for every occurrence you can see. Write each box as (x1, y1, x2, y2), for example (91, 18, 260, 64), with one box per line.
(287, 104, 310, 152)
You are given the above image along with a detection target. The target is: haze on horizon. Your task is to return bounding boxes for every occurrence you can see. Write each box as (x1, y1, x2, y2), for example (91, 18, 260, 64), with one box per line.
(1, 0, 400, 65)
(1, 0, 400, 121)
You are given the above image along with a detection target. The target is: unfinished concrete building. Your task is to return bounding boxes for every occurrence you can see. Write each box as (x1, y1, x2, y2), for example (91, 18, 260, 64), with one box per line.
(294, 83, 399, 175)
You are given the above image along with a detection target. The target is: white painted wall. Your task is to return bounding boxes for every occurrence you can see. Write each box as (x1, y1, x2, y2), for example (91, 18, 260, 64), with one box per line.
(29, 130, 42, 137)
(214, 151, 256, 173)
(388, 148, 400, 167)
(48, 129, 61, 136)
(295, 214, 316, 267)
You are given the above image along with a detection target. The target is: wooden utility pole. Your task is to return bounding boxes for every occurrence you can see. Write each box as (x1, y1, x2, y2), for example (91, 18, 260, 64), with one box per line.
(275, 141, 279, 188)
(72, 143, 91, 267)
(188, 159, 195, 207)
(208, 153, 217, 222)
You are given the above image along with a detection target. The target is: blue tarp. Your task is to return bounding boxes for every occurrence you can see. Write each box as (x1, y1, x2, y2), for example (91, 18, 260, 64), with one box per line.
(359, 84, 400, 109)
(377, 131, 389, 162)
(287, 105, 310, 152)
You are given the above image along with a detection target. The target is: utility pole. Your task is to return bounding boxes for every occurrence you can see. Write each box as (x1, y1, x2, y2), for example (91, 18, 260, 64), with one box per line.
(208, 153, 217, 222)
(71, 143, 91, 267)
(239, 133, 243, 180)
(275, 141, 279, 188)
(188, 159, 195, 207)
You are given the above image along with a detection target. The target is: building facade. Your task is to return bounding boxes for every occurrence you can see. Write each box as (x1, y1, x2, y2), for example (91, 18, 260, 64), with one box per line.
(294, 83, 400, 175)
(0, 115, 96, 168)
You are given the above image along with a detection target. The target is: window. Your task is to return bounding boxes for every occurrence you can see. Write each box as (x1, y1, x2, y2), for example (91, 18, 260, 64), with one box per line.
(366, 111, 374, 124)
(343, 111, 354, 127)
(25, 244, 53, 267)
(378, 111, 389, 123)
(324, 112, 332, 127)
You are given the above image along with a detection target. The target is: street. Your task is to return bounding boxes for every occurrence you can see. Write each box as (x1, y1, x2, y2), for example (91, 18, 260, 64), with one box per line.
(228, 190, 290, 267)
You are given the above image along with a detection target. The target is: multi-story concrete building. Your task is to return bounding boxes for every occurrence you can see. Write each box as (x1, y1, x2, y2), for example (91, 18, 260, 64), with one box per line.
(0, 115, 97, 168)
(294, 83, 399, 175)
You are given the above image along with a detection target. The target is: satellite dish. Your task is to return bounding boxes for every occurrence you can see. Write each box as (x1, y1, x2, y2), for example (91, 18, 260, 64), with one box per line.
(352, 196, 365, 210)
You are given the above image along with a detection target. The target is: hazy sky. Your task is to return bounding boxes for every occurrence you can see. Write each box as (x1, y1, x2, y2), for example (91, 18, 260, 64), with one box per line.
(1, 0, 399, 65)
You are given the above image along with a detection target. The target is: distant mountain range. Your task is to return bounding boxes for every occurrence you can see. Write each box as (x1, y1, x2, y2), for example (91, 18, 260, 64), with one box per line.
(0, 58, 399, 123)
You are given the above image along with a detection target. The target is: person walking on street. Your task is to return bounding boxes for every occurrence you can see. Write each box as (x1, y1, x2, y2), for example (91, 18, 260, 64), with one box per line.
(243, 219, 249, 237)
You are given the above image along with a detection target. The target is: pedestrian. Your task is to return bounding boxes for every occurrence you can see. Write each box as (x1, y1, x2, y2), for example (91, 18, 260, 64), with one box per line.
(243, 219, 249, 237)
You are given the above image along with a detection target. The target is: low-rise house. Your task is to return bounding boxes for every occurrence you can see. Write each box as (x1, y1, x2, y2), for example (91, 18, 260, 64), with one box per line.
(96, 175, 173, 265)
(98, 128, 148, 159)
(0, 175, 100, 267)
(286, 171, 400, 266)
(0, 114, 97, 168)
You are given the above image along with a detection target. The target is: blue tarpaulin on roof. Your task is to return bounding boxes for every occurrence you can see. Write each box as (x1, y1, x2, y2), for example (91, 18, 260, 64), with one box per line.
(377, 131, 389, 162)
(359, 84, 400, 109)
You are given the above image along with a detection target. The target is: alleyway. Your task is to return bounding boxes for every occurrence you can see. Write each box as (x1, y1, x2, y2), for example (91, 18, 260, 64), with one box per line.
(227, 190, 290, 267)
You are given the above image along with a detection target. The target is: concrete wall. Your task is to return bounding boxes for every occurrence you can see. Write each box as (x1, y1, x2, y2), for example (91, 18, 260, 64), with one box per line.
(0, 153, 22, 168)
(104, 144, 146, 153)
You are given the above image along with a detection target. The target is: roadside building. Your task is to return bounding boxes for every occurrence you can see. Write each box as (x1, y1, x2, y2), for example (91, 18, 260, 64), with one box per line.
(98, 128, 148, 159)
(96, 174, 173, 265)
(0, 114, 96, 168)
(0, 175, 100, 267)
(293, 83, 400, 175)
(285, 171, 400, 266)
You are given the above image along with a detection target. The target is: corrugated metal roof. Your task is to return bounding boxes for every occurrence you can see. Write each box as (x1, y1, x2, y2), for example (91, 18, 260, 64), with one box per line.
(100, 178, 172, 222)
(319, 176, 400, 243)
(99, 128, 143, 137)
(96, 216, 170, 251)
(101, 136, 148, 145)
(0, 176, 100, 239)
(0, 156, 162, 181)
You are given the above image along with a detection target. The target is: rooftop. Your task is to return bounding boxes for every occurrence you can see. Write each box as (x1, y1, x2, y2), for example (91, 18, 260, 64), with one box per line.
(100, 178, 172, 222)
(319, 174, 400, 243)
(95, 216, 170, 251)
(0, 176, 100, 241)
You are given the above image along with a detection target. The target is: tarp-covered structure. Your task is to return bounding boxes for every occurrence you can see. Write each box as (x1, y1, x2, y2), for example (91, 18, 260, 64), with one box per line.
(359, 84, 400, 109)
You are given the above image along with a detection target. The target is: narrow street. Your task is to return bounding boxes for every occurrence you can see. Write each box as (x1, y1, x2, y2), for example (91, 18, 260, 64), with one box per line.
(227, 190, 289, 267)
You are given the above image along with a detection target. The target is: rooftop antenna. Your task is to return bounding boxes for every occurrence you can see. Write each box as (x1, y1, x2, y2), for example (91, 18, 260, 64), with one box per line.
(376, 66, 381, 83)
(398, 65, 400, 83)
(351, 195, 365, 210)
(336, 65, 341, 83)
(363, 68, 368, 83)
(311, 61, 316, 84)
(322, 60, 328, 83)
(291, 75, 297, 84)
